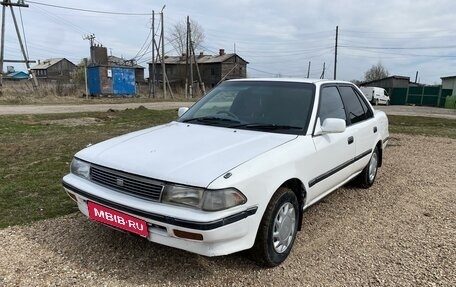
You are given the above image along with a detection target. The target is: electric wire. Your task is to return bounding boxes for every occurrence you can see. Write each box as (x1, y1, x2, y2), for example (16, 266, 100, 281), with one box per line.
(27, 1, 152, 16)
(18, 7, 29, 59)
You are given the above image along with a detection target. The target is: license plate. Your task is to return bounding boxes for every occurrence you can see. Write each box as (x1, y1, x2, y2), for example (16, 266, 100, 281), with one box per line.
(88, 201, 149, 237)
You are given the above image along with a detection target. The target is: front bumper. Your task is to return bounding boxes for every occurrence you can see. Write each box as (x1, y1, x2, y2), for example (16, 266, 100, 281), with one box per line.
(62, 174, 259, 256)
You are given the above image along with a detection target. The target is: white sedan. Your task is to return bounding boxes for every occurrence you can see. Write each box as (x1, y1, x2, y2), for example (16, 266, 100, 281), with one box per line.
(63, 78, 389, 267)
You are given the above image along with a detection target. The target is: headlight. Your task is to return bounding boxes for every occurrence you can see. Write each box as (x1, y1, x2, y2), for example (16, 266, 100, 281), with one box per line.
(162, 185, 205, 209)
(162, 185, 246, 211)
(202, 188, 247, 211)
(70, 158, 91, 179)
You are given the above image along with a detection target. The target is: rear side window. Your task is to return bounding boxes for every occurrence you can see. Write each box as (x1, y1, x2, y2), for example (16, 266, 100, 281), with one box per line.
(338, 86, 369, 125)
(319, 86, 346, 123)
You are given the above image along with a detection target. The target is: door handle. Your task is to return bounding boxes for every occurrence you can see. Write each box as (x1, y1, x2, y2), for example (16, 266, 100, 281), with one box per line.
(373, 126, 378, 133)
(347, 136, 354, 144)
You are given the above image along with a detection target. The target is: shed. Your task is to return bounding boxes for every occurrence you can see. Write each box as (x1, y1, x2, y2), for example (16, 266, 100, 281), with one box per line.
(87, 66, 136, 96)
(6, 71, 29, 80)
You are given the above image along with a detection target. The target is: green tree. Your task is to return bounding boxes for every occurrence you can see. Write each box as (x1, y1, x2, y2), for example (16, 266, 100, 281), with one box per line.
(364, 62, 389, 82)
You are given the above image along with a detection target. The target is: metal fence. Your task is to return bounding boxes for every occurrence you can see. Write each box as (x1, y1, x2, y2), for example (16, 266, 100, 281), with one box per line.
(386, 86, 453, 107)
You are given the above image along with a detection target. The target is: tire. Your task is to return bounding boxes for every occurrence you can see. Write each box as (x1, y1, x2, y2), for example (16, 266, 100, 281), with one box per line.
(357, 146, 379, 188)
(250, 187, 299, 267)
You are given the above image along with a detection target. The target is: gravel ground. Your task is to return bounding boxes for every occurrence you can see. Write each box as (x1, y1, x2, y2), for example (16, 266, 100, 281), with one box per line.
(0, 134, 455, 286)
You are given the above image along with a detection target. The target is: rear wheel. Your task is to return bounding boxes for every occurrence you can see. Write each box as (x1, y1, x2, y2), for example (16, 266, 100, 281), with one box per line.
(250, 187, 299, 267)
(357, 146, 379, 188)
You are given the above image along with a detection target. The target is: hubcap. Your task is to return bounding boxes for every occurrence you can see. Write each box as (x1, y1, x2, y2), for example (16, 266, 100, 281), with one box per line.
(368, 151, 378, 182)
(272, 202, 296, 253)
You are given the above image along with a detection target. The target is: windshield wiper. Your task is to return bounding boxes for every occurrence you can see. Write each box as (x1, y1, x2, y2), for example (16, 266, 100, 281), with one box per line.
(229, 123, 302, 130)
(182, 116, 241, 125)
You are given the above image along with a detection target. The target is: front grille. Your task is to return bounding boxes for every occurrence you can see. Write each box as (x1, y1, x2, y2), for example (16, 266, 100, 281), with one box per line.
(90, 164, 164, 201)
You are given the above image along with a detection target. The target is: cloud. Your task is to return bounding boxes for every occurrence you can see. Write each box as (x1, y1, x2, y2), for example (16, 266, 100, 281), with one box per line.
(3, 0, 455, 84)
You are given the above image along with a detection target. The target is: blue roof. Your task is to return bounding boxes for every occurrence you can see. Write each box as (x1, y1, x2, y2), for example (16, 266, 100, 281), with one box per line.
(7, 71, 29, 79)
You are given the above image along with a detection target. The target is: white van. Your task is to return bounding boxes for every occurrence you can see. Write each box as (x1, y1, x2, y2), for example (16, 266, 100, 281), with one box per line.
(359, 87, 390, 105)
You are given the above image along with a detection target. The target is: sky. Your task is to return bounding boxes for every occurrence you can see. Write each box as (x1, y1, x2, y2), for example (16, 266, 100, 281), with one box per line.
(2, 0, 456, 84)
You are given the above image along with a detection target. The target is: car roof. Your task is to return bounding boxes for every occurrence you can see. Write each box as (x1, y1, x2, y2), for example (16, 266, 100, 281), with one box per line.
(226, 78, 354, 86)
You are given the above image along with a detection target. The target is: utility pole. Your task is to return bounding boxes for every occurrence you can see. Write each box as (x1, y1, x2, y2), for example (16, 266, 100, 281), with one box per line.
(320, 62, 326, 79)
(160, 5, 166, 99)
(153, 39, 173, 98)
(189, 20, 193, 98)
(185, 16, 189, 98)
(415, 71, 418, 83)
(190, 38, 205, 95)
(334, 25, 338, 80)
(149, 10, 155, 98)
(306, 61, 311, 78)
(84, 58, 88, 99)
(0, 0, 37, 92)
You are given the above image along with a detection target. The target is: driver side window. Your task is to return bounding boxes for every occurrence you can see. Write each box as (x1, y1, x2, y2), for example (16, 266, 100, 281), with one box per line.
(319, 86, 346, 123)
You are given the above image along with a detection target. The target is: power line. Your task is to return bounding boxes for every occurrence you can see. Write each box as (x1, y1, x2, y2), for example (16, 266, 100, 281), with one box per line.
(339, 44, 456, 50)
(18, 7, 29, 59)
(27, 1, 151, 16)
(32, 5, 89, 35)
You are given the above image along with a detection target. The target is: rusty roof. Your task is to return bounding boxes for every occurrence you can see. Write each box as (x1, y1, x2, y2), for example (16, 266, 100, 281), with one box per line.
(153, 53, 249, 65)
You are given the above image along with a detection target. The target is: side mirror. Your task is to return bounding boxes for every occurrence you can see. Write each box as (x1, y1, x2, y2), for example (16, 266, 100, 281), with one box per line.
(321, 118, 346, 133)
(178, 107, 189, 117)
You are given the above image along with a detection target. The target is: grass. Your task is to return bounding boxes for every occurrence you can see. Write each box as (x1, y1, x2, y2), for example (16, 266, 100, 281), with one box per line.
(0, 108, 176, 228)
(388, 115, 456, 139)
(0, 112, 454, 229)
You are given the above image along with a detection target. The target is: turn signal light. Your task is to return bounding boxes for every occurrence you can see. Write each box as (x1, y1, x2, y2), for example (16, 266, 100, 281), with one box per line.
(173, 229, 203, 241)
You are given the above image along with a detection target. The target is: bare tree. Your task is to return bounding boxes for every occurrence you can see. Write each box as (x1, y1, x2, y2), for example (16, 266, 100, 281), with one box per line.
(167, 19, 205, 55)
(364, 62, 389, 82)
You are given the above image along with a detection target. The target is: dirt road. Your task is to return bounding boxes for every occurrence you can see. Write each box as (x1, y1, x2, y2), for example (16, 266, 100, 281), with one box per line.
(0, 102, 195, 115)
(375, 105, 456, 119)
(0, 102, 455, 120)
(1, 134, 455, 286)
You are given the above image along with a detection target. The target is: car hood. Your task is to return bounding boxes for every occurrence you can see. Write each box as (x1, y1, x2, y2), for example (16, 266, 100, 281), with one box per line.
(75, 122, 297, 187)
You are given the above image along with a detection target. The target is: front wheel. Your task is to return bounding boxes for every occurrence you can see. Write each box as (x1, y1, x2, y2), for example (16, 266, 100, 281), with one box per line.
(250, 187, 299, 267)
(356, 146, 379, 188)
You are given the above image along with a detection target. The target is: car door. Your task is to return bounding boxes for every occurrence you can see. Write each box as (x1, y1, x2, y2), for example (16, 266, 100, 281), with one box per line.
(307, 85, 356, 203)
(338, 85, 377, 173)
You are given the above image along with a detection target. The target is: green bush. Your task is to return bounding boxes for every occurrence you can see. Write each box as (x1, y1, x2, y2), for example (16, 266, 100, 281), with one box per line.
(444, 95, 456, 109)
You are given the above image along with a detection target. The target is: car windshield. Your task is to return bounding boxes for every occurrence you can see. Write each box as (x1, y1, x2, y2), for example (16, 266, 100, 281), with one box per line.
(178, 81, 315, 134)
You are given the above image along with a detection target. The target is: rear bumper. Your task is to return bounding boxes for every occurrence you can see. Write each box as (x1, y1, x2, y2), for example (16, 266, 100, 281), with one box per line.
(62, 175, 259, 256)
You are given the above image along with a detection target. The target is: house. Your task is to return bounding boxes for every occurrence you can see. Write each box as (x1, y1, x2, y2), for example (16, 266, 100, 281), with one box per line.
(149, 49, 249, 89)
(441, 76, 456, 93)
(360, 75, 411, 89)
(30, 58, 76, 81)
(5, 71, 29, 80)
